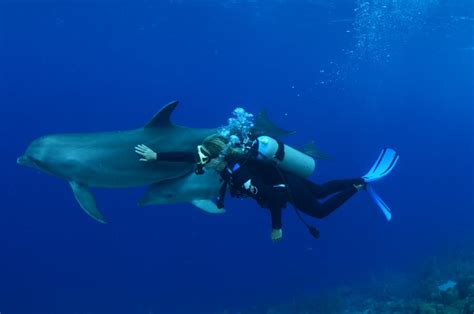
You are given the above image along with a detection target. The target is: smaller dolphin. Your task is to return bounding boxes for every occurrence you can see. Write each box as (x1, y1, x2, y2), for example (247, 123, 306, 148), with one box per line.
(139, 170, 224, 214)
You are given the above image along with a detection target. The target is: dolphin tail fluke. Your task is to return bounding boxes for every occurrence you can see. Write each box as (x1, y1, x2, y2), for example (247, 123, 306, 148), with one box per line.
(69, 181, 107, 223)
(191, 200, 225, 214)
(300, 140, 332, 160)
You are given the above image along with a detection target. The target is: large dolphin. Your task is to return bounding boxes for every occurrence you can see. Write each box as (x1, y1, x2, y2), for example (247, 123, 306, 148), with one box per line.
(17, 101, 293, 223)
(139, 170, 224, 214)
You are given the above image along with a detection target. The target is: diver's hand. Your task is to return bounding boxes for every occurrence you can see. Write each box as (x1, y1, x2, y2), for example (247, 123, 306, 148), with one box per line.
(135, 144, 157, 162)
(271, 229, 283, 242)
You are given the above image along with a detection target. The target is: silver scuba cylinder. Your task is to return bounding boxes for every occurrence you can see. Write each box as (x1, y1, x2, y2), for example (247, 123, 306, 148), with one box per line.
(255, 136, 315, 178)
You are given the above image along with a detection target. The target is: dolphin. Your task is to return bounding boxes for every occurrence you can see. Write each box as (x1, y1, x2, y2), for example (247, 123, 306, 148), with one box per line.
(139, 170, 224, 214)
(17, 100, 293, 223)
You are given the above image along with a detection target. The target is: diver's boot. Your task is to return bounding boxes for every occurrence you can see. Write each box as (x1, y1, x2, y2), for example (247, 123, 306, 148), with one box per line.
(353, 182, 367, 192)
(352, 177, 367, 192)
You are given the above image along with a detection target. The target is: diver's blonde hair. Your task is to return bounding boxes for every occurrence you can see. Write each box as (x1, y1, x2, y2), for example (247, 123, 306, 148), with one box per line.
(201, 133, 245, 162)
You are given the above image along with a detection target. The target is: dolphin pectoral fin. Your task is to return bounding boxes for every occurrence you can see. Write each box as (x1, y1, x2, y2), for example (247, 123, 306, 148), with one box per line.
(69, 181, 107, 224)
(191, 200, 225, 214)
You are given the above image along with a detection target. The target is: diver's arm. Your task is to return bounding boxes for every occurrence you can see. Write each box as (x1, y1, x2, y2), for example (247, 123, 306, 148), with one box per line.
(155, 152, 195, 162)
(268, 199, 283, 242)
(231, 165, 284, 227)
(216, 181, 227, 209)
(269, 206, 282, 230)
(135, 144, 195, 162)
(232, 164, 286, 241)
(269, 203, 283, 242)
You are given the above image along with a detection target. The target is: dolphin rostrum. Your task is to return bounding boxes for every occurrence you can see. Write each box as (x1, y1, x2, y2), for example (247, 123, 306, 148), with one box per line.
(17, 101, 293, 223)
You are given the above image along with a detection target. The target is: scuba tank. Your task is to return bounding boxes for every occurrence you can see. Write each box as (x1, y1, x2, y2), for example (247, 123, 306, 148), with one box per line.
(255, 136, 315, 178)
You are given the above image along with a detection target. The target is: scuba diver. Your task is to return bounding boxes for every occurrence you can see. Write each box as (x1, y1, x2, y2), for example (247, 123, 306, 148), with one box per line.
(135, 109, 399, 242)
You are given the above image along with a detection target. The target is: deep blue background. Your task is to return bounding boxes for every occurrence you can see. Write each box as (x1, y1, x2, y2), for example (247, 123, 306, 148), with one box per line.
(1, 1, 473, 313)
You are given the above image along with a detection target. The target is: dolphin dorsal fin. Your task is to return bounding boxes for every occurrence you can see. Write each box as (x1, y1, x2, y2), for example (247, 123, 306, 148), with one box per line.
(144, 100, 179, 128)
(252, 109, 295, 138)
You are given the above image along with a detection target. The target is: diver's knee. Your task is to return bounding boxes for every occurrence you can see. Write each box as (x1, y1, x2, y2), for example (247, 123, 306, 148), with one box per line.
(297, 205, 326, 218)
(312, 211, 326, 219)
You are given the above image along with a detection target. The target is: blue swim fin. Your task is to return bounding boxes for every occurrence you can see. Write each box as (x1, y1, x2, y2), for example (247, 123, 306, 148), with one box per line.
(366, 185, 392, 221)
(363, 148, 399, 183)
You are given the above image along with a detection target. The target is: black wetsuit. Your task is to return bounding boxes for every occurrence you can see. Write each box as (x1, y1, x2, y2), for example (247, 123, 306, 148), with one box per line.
(155, 150, 363, 230)
(155, 152, 196, 163)
(219, 156, 364, 229)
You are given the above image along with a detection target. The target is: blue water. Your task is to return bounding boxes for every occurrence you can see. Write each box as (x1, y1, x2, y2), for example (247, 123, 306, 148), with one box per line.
(1, 1, 473, 313)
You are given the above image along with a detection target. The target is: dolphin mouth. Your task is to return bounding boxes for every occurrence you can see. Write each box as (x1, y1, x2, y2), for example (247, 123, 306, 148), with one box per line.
(17, 155, 34, 167)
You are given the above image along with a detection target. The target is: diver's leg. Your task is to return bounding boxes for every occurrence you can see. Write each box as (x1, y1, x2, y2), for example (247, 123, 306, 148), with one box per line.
(298, 185, 359, 218)
(309, 178, 365, 199)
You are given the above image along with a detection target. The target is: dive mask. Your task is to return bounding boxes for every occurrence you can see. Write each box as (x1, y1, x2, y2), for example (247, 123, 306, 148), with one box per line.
(195, 145, 211, 175)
